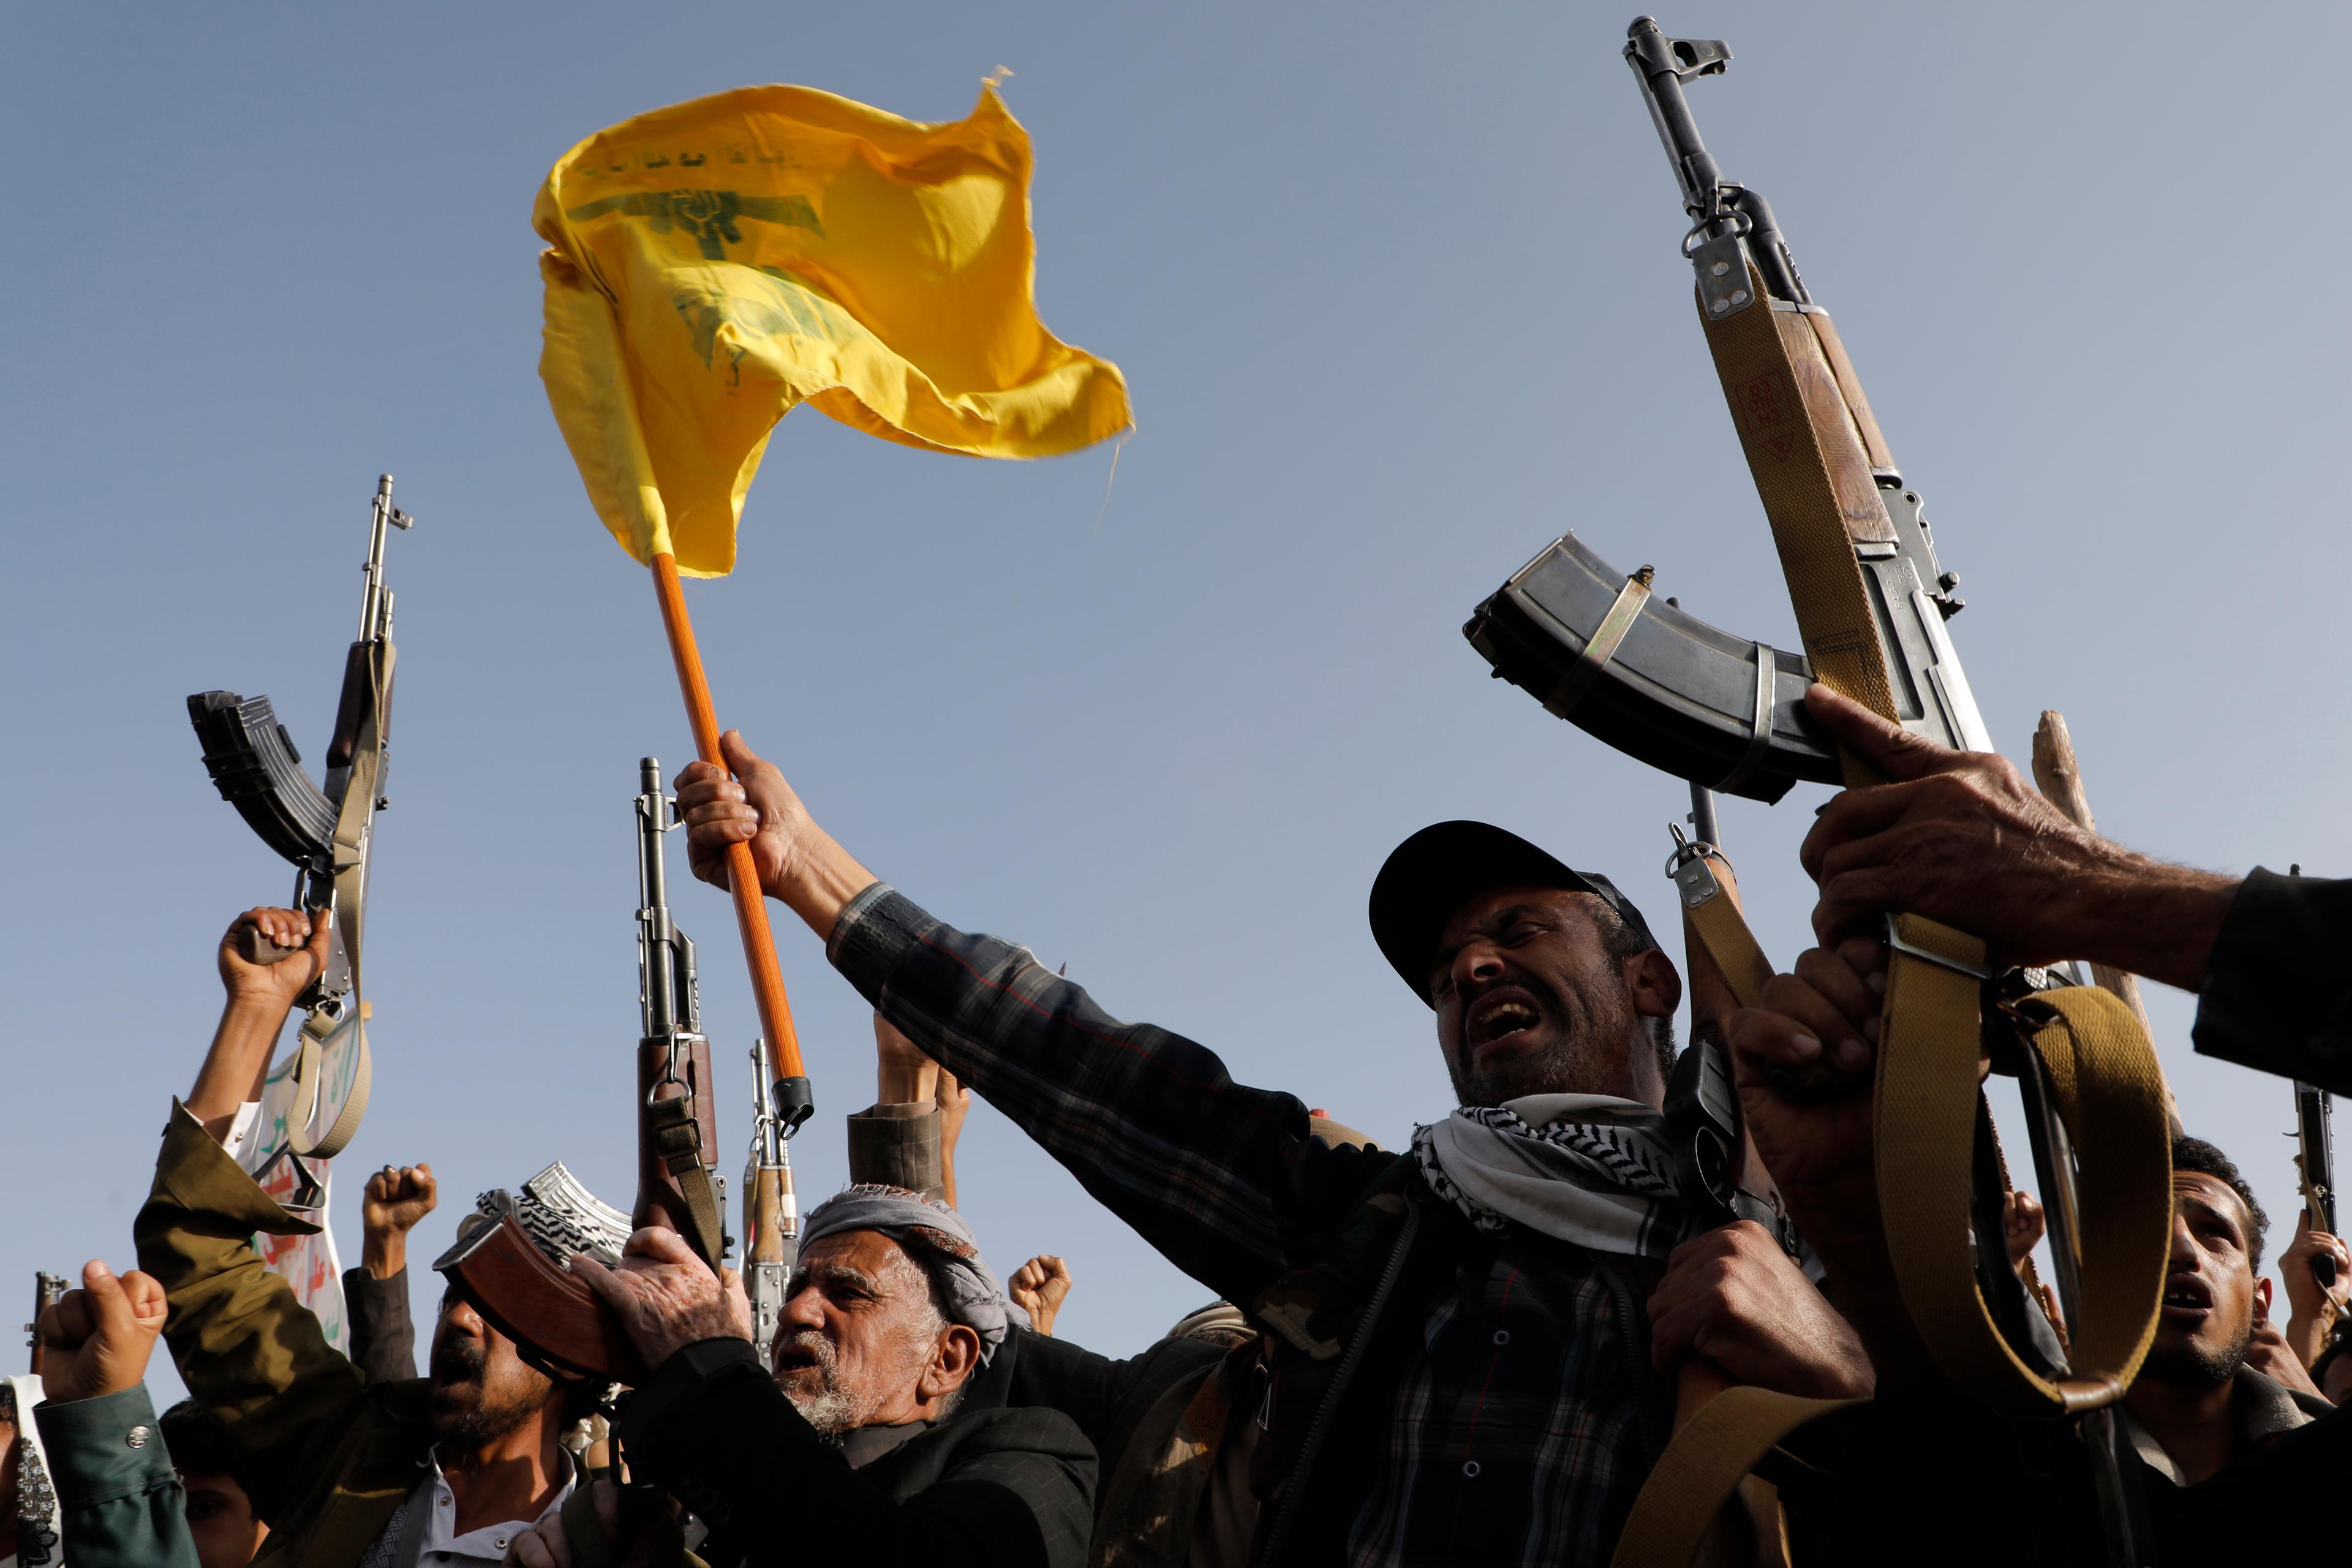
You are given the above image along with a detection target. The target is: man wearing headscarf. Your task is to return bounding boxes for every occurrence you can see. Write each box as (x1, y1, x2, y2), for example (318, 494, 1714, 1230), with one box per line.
(519, 1187, 1094, 1568)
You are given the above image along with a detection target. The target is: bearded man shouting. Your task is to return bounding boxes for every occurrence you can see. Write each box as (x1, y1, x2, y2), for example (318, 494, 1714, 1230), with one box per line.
(671, 735, 1874, 1567)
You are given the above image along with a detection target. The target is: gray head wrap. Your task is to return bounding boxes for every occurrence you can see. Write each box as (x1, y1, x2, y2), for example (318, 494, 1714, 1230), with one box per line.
(801, 1184, 1019, 1360)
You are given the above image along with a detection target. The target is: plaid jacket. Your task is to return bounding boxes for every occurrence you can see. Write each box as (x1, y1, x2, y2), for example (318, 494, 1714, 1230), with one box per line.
(829, 884, 1672, 1567)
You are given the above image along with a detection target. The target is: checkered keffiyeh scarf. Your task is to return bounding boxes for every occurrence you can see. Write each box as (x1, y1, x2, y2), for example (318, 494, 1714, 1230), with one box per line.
(1412, 1093, 1698, 1262)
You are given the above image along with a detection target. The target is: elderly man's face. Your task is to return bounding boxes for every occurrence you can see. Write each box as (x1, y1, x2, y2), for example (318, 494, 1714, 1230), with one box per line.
(1429, 884, 1676, 1108)
(2146, 1173, 2261, 1387)
(428, 1288, 560, 1446)
(771, 1231, 977, 1438)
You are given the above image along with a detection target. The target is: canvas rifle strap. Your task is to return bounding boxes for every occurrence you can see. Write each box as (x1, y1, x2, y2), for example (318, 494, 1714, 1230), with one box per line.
(1610, 1388, 1864, 1568)
(287, 638, 391, 1159)
(1880, 982, 2171, 1414)
(1675, 845, 1774, 1010)
(647, 1092, 729, 1265)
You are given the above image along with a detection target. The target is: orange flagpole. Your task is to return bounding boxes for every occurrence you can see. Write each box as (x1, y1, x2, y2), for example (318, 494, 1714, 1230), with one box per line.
(649, 551, 806, 1079)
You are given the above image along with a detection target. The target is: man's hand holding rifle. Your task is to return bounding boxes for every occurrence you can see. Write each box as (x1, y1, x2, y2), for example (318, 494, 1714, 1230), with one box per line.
(2278, 1213, 2351, 1374)
(1795, 688, 2239, 987)
(187, 908, 335, 1142)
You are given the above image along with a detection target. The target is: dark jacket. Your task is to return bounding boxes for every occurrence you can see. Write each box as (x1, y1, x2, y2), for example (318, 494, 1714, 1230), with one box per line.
(1008, 1331, 1227, 1498)
(339, 1267, 418, 1385)
(614, 1338, 1096, 1568)
(839, 1095, 1231, 1490)
(135, 1104, 443, 1566)
(2195, 867, 2352, 1095)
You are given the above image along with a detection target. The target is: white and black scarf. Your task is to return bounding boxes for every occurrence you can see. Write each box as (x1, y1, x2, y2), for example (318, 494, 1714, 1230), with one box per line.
(1411, 1093, 1697, 1262)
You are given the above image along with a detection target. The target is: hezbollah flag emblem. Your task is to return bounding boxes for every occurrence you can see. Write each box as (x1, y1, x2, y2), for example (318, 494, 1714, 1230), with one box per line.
(537, 82, 1133, 576)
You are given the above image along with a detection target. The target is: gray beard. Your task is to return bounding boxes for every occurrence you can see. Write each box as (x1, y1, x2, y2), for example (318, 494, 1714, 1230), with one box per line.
(775, 1333, 860, 1439)
(782, 1380, 857, 1441)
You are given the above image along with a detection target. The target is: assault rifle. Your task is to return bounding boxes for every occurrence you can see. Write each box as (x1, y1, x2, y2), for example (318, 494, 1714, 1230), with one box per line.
(187, 475, 413, 1199)
(1468, 23, 2175, 1568)
(25, 1273, 64, 1375)
(743, 1035, 803, 1364)
(2295, 1080, 2337, 1291)
(443, 759, 807, 1382)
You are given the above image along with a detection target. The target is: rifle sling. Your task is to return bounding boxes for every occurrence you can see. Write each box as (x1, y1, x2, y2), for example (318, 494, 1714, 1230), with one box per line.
(1679, 873, 1775, 1011)
(1609, 1387, 1863, 1568)
(647, 1093, 728, 1264)
(287, 637, 391, 1161)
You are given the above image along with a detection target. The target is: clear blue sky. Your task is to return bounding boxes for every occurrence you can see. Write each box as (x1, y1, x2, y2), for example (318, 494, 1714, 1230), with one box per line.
(6, 1, 2347, 1396)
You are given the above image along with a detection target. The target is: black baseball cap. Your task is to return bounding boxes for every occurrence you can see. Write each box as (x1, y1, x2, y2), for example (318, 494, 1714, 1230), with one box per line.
(1368, 820, 1661, 1004)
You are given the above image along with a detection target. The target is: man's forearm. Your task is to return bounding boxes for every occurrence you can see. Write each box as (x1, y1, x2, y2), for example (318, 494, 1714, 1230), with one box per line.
(2056, 853, 2237, 994)
(772, 828, 880, 945)
(186, 995, 293, 1138)
(360, 1231, 405, 1280)
(2282, 1307, 2335, 1371)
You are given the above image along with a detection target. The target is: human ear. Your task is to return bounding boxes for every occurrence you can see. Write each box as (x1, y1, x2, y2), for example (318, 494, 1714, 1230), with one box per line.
(2253, 1275, 2272, 1322)
(923, 1324, 983, 1399)
(1627, 948, 1683, 1022)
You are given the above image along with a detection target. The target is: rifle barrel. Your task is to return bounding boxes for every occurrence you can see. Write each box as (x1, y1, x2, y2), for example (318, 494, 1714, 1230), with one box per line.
(2297, 1082, 2337, 1287)
(28, 1271, 65, 1374)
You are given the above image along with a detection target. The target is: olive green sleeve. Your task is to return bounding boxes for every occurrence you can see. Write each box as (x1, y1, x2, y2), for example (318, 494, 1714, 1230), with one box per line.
(132, 1101, 368, 1524)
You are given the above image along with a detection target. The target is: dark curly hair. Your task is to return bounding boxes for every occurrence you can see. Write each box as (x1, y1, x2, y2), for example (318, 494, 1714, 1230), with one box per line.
(2171, 1134, 2269, 1265)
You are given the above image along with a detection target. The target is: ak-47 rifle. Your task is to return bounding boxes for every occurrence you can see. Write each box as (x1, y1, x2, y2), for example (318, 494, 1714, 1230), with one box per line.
(743, 1035, 802, 1365)
(25, 1273, 64, 1376)
(1463, 22, 2176, 1568)
(443, 760, 809, 1382)
(187, 475, 413, 1204)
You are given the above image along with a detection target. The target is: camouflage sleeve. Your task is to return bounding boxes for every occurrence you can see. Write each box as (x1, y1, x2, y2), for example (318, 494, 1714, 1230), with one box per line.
(132, 1102, 368, 1524)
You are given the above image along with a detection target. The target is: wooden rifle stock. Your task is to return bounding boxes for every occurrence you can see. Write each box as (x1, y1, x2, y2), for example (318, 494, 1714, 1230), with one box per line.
(451, 1216, 646, 1384)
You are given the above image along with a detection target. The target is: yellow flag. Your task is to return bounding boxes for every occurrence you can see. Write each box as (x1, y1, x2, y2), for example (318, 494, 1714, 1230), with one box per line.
(537, 83, 1132, 577)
